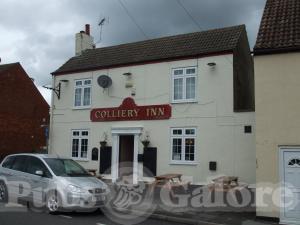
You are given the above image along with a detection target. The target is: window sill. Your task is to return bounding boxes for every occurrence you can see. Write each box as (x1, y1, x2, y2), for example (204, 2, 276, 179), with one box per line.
(169, 161, 198, 166)
(72, 106, 91, 110)
(171, 100, 198, 104)
(72, 158, 89, 162)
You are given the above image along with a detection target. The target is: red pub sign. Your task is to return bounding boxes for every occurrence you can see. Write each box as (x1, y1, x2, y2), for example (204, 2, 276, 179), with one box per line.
(90, 97, 172, 122)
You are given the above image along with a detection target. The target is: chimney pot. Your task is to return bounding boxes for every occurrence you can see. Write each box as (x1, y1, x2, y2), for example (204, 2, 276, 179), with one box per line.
(85, 24, 90, 36)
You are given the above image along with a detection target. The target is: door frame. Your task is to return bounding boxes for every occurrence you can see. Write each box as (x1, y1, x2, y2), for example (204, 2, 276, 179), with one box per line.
(111, 126, 143, 184)
(279, 146, 300, 224)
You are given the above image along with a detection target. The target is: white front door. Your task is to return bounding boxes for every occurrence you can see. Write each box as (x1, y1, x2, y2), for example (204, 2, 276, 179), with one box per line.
(111, 126, 142, 184)
(280, 148, 300, 224)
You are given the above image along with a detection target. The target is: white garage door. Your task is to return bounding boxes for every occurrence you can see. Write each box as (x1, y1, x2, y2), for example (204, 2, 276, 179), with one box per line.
(281, 149, 300, 224)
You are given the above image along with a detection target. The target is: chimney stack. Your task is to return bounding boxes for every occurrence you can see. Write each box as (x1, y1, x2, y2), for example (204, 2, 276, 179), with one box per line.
(85, 24, 90, 36)
(75, 24, 94, 56)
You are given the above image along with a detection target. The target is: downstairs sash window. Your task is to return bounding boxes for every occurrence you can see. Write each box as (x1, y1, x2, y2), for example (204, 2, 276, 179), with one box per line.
(71, 130, 89, 160)
(171, 128, 196, 163)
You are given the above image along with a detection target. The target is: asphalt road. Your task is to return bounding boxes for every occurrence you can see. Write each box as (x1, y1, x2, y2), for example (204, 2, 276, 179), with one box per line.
(0, 205, 185, 225)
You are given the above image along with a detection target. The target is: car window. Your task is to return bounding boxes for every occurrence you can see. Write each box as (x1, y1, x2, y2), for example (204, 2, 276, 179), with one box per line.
(10, 156, 27, 172)
(2, 156, 15, 169)
(45, 158, 91, 177)
(26, 157, 52, 178)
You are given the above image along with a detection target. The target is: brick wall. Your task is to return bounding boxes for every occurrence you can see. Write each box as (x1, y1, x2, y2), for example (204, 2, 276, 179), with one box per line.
(0, 63, 49, 161)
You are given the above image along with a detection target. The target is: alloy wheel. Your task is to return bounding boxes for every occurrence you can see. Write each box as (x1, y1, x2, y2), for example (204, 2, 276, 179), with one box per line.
(47, 194, 59, 212)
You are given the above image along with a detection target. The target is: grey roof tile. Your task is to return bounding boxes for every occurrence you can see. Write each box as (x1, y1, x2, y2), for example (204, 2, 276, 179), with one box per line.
(53, 25, 245, 75)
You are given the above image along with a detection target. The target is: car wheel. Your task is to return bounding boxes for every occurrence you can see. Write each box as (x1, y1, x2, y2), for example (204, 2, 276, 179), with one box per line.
(46, 191, 61, 214)
(0, 181, 8, 203)
(26, 200, 45, 213)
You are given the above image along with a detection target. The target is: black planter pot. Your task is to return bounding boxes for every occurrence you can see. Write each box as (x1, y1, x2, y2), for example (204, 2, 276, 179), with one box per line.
(100, 141, 107, 148)
(142, 140, 150, 148)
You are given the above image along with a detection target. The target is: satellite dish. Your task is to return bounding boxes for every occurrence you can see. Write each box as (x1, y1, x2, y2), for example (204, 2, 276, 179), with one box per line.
(97, 75, 112, 88)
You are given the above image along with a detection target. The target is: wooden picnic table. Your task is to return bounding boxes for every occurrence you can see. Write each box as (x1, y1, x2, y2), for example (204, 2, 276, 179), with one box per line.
(154, 173, 182, 183)
(151, 174, 189, 199)
(209, 176, 239, 192)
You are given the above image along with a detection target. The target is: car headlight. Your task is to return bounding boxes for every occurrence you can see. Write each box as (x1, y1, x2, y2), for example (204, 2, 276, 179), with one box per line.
(67, 184, 84, 193)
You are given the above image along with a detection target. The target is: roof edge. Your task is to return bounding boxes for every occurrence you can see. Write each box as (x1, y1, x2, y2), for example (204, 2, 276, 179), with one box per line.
(2, 62, 50, 108)
(52, 50, 234, 76)
(0, 62, 20, 67)
(0, 62, 21, 74)
(253, 46, 300, 56)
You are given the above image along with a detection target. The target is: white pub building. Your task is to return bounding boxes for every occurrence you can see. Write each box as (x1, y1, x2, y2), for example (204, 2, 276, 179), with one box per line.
(49, 24, 255, 185)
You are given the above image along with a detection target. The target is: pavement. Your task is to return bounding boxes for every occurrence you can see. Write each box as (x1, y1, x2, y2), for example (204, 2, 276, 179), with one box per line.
(120, 205, 279, 225)
(110, 184, 280, 225)
(145, 210, 278, 225)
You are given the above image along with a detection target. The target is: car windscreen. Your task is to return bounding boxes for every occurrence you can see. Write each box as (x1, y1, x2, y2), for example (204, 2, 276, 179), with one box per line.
(1, 156, 15, 169)
(44, 158, 91, 177)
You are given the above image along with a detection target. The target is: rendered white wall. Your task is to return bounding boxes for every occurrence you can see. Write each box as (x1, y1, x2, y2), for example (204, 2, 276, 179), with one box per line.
(255, 52, 300, 218)
(50, 54, 255, 184)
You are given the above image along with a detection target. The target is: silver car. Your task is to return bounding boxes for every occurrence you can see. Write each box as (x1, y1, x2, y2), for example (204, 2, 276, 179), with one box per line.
(0, 154, 109, 213)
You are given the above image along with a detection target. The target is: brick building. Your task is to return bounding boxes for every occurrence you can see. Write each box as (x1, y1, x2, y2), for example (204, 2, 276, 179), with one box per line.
(0, 62, 49, 161)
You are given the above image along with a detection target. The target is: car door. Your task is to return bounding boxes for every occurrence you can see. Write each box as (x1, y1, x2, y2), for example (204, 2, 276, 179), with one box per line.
(0, 156, 16, 202)
(7, 156, 29, 202)
(24, 156, 52, 207)
(0, 156, 15, 183)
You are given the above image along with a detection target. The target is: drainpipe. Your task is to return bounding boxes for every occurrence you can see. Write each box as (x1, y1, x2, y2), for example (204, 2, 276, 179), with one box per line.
(48, 74, 56, 154)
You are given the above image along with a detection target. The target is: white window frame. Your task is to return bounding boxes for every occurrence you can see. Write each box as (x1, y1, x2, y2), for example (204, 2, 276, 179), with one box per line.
(73, 78, 92, 109)
(170, 127, 197, 165)
(71, 129, 90, 161)
(171, 66, 197, 103)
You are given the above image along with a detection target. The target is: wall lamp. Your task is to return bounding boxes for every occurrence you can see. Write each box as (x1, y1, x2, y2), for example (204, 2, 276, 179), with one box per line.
(207, 62, 216, 67)
(42, 80, 69, 99)
(123, 72, 133, 88)
(123, 72, 132, 76)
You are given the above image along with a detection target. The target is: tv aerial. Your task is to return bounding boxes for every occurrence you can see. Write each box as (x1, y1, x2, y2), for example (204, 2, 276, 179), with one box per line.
(96, 16, 109, 45)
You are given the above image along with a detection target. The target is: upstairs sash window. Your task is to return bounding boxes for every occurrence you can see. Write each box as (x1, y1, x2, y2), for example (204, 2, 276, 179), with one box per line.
(172, 67, 197, 103)
(74, 79, 92, 107)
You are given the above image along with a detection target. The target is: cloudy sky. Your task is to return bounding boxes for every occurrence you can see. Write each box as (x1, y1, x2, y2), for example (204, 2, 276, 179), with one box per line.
(0, 0, 266, 104)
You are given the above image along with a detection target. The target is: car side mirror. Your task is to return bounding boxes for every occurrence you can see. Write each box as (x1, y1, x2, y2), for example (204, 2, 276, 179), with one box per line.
(35, 170, 44, 177)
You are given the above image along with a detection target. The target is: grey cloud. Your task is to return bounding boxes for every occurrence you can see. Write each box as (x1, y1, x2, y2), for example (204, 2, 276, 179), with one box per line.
(0, 0, 266, 103)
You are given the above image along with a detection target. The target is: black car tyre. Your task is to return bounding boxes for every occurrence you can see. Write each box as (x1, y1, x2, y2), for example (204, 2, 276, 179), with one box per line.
(26, 200, 46, 213)
(0, 181, 8, 203)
